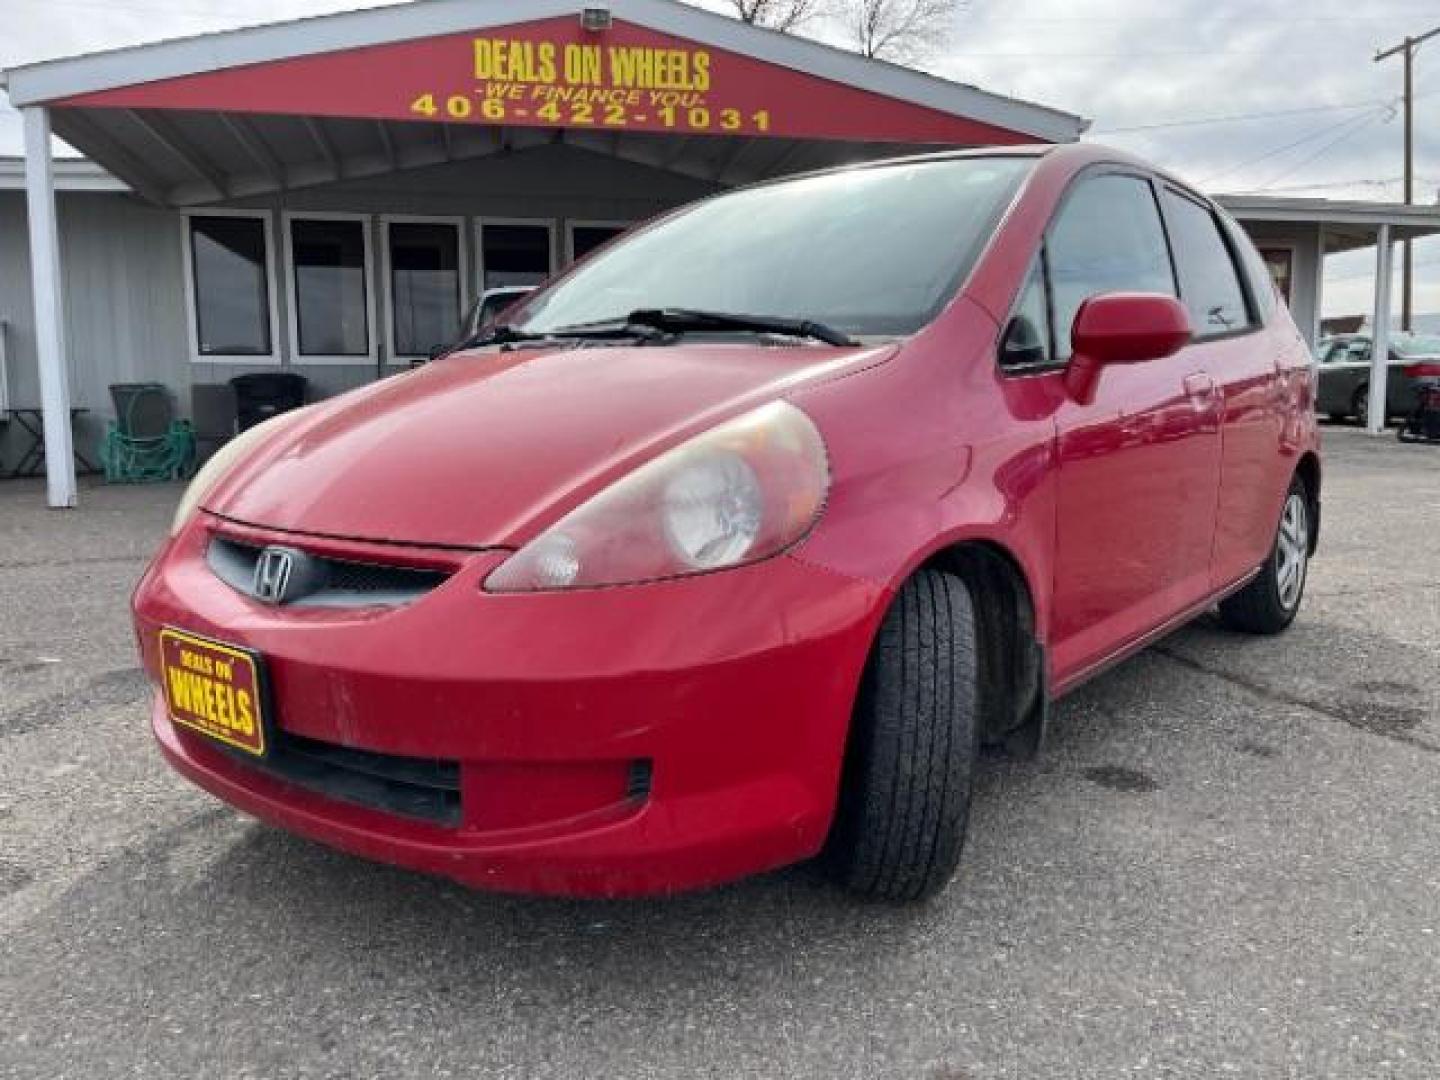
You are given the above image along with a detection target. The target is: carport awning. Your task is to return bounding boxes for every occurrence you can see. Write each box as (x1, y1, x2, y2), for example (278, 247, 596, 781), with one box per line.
(1, 0, 1087, 207)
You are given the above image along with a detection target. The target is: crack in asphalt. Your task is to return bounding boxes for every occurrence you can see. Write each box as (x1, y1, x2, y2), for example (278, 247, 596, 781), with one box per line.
(1151, 646, 1438, 755)
(0, 667, 150, 737)
(0, 554, 150, 572)
(1309, 579, 1440, 599)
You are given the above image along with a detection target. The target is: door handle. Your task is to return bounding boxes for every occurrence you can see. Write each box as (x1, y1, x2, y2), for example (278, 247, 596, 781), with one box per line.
(1183, 372, 1216, 399)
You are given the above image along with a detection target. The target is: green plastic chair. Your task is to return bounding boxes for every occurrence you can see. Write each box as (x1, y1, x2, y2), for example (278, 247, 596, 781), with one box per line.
(100, 383, 196, 483)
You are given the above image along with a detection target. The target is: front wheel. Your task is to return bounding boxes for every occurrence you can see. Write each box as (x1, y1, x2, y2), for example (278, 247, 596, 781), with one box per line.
(827, 568, 979, 902)
(1218, 476, 1310, 634)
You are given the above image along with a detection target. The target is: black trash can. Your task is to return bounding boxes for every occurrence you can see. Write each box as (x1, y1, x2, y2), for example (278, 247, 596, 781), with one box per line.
(230, 373, 308, 432)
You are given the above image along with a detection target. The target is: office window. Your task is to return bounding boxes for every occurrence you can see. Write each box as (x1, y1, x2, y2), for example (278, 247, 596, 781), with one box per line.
(480, 222, 552, 289)
(387, 220, 462, 356)
(570, 224, 626, 263)
(188, 215, 272, 357)
(290, 217, 370, 357)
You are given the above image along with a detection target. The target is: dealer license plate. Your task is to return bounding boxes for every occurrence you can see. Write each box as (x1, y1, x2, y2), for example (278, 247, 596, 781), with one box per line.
(158, 627, 269, 757)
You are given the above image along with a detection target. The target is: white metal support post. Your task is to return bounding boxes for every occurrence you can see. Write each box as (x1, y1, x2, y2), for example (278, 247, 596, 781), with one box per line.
(22, 106, 77, 508)
(1367, 222, 1394, 435)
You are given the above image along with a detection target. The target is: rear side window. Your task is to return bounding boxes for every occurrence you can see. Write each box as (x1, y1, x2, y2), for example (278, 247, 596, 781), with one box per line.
(1047, 174, 1175, 359)
(1162, 189, 1253, 337)
(1221, 214, 1276, 322)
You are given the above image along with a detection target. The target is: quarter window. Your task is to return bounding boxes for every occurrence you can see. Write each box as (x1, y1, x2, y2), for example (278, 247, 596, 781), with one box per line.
(1047, 174, 1175, 359)
(1162, 189, 1253, 337)
(1000, 257, 1053, 368)
(187, 215, 272, 357)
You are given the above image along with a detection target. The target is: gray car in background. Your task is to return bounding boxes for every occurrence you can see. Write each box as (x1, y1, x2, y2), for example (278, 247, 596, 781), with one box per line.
(1315, 332, 1440, 422)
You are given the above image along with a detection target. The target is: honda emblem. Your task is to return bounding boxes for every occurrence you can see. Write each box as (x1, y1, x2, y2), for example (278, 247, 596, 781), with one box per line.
(252, 546, 297, 605)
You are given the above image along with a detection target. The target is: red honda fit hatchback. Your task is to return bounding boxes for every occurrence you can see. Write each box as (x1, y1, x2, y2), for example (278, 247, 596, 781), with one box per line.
(133, 144, 1320, 900)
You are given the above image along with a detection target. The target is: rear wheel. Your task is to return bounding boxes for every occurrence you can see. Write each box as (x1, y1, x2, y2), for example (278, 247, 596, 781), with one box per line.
(828, 568, 979, 902)
(1352, 385, 1369, 424)
(1218, 476, 1310, 634)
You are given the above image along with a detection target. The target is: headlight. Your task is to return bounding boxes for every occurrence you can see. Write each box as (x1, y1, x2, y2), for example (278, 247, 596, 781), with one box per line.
(485, 400, 829, 592)
(170, 408, 309, 535)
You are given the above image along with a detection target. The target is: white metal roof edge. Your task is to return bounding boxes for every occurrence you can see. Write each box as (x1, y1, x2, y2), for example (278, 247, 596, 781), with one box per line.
(0, 156, 129, 191)
(1216, 193, 1440, 229)
(0, 0, 1086, 143)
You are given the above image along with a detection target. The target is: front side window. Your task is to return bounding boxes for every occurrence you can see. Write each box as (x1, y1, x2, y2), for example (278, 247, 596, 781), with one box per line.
(514, 157, 1035, 339)
(1046, 173, 1175, 360)
(290, 217, 370, 357)
(388, 221, 461, 357)
(188, 215, 271, 357)
(1162, 189, 1252, 337)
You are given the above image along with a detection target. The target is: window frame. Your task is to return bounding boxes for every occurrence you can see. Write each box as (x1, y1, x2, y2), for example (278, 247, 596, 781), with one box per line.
(475, 217, 557, 295)
(1155, 184, 1263, 345)
(282, 210, 379, 367)
(179, 208, 282, 366)
(997, 164, 1180, 377)
(564, 219, 631, 265)
(380, 213, 469, 365)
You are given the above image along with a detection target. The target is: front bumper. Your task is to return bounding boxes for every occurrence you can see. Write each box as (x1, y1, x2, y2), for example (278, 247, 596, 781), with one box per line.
(133, 515, 886, 896)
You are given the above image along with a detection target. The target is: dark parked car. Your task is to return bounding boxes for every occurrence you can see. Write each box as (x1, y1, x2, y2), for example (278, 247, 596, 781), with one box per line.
(1315, 333, 1440, 422)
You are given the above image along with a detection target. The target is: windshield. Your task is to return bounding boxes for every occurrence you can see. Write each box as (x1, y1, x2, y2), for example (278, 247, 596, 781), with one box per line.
(1394, 334, 1440, 357)
(510, 156, 1034, 339)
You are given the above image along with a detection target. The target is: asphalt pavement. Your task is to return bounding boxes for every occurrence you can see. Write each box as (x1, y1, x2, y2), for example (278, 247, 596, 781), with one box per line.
(1, 424, 1436, 1079)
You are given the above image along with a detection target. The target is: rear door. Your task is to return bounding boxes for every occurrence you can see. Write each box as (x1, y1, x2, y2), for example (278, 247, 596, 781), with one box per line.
(1044, 171, 1224, 683)
(1157, 190, 1280, 591)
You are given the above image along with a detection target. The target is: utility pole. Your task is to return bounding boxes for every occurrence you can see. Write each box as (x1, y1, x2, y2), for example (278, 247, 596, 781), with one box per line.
(1376, 25, 1439, 332)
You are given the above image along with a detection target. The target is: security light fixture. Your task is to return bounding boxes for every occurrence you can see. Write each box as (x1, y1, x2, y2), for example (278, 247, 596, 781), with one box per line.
(581, 6, 612, 31)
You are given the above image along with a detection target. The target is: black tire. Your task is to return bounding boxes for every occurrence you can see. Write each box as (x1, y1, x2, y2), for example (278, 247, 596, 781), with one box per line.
(827, 568, 979, 902)
(1352, 385, 1368, 424)
(1218, 475, 1311, 635)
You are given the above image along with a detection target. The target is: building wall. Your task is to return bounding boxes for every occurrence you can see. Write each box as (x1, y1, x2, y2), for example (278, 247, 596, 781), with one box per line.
(0, 143, 717, 470)
(1231, 220, 1323, 349)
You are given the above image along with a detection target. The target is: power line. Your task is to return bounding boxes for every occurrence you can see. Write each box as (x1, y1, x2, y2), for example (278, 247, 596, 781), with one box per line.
(1197, 107, 1391, 186)
(1257, 111, 1389, 189)
(1094, 100, 1387, 135)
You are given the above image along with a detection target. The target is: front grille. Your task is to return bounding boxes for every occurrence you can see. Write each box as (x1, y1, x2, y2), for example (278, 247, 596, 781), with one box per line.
(245, 731, 461, 826)
(207, 536, 450, 608)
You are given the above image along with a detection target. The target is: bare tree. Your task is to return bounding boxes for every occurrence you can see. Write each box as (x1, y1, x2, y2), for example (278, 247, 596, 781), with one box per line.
(845, 0, 961, 62)
(723, 0, 827, 33)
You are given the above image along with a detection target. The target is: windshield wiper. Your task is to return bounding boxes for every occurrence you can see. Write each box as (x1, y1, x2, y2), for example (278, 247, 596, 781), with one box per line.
(625, 308, 855, 347)
(453, 320, 661, 352)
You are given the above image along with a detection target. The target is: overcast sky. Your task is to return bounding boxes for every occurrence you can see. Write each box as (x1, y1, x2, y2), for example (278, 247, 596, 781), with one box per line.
(1, 0, 1437, 320)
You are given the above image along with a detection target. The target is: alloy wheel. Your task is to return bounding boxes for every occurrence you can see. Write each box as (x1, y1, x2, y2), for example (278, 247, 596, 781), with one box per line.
(1275, 492, 1309, 611)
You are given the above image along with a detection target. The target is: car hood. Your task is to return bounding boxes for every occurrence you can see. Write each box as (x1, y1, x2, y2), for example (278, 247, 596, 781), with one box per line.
(203, 341, 893, 549)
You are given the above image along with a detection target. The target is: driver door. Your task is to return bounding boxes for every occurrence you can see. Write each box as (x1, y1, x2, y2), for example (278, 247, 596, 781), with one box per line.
(1041, 172, 1224, 685)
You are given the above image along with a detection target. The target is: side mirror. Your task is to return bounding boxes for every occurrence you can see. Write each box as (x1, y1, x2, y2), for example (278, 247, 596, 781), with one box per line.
(1065, 292, 1191, 404)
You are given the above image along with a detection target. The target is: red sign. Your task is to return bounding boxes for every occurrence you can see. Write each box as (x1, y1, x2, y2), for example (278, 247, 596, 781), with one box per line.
(59, 18, 1035, 146)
